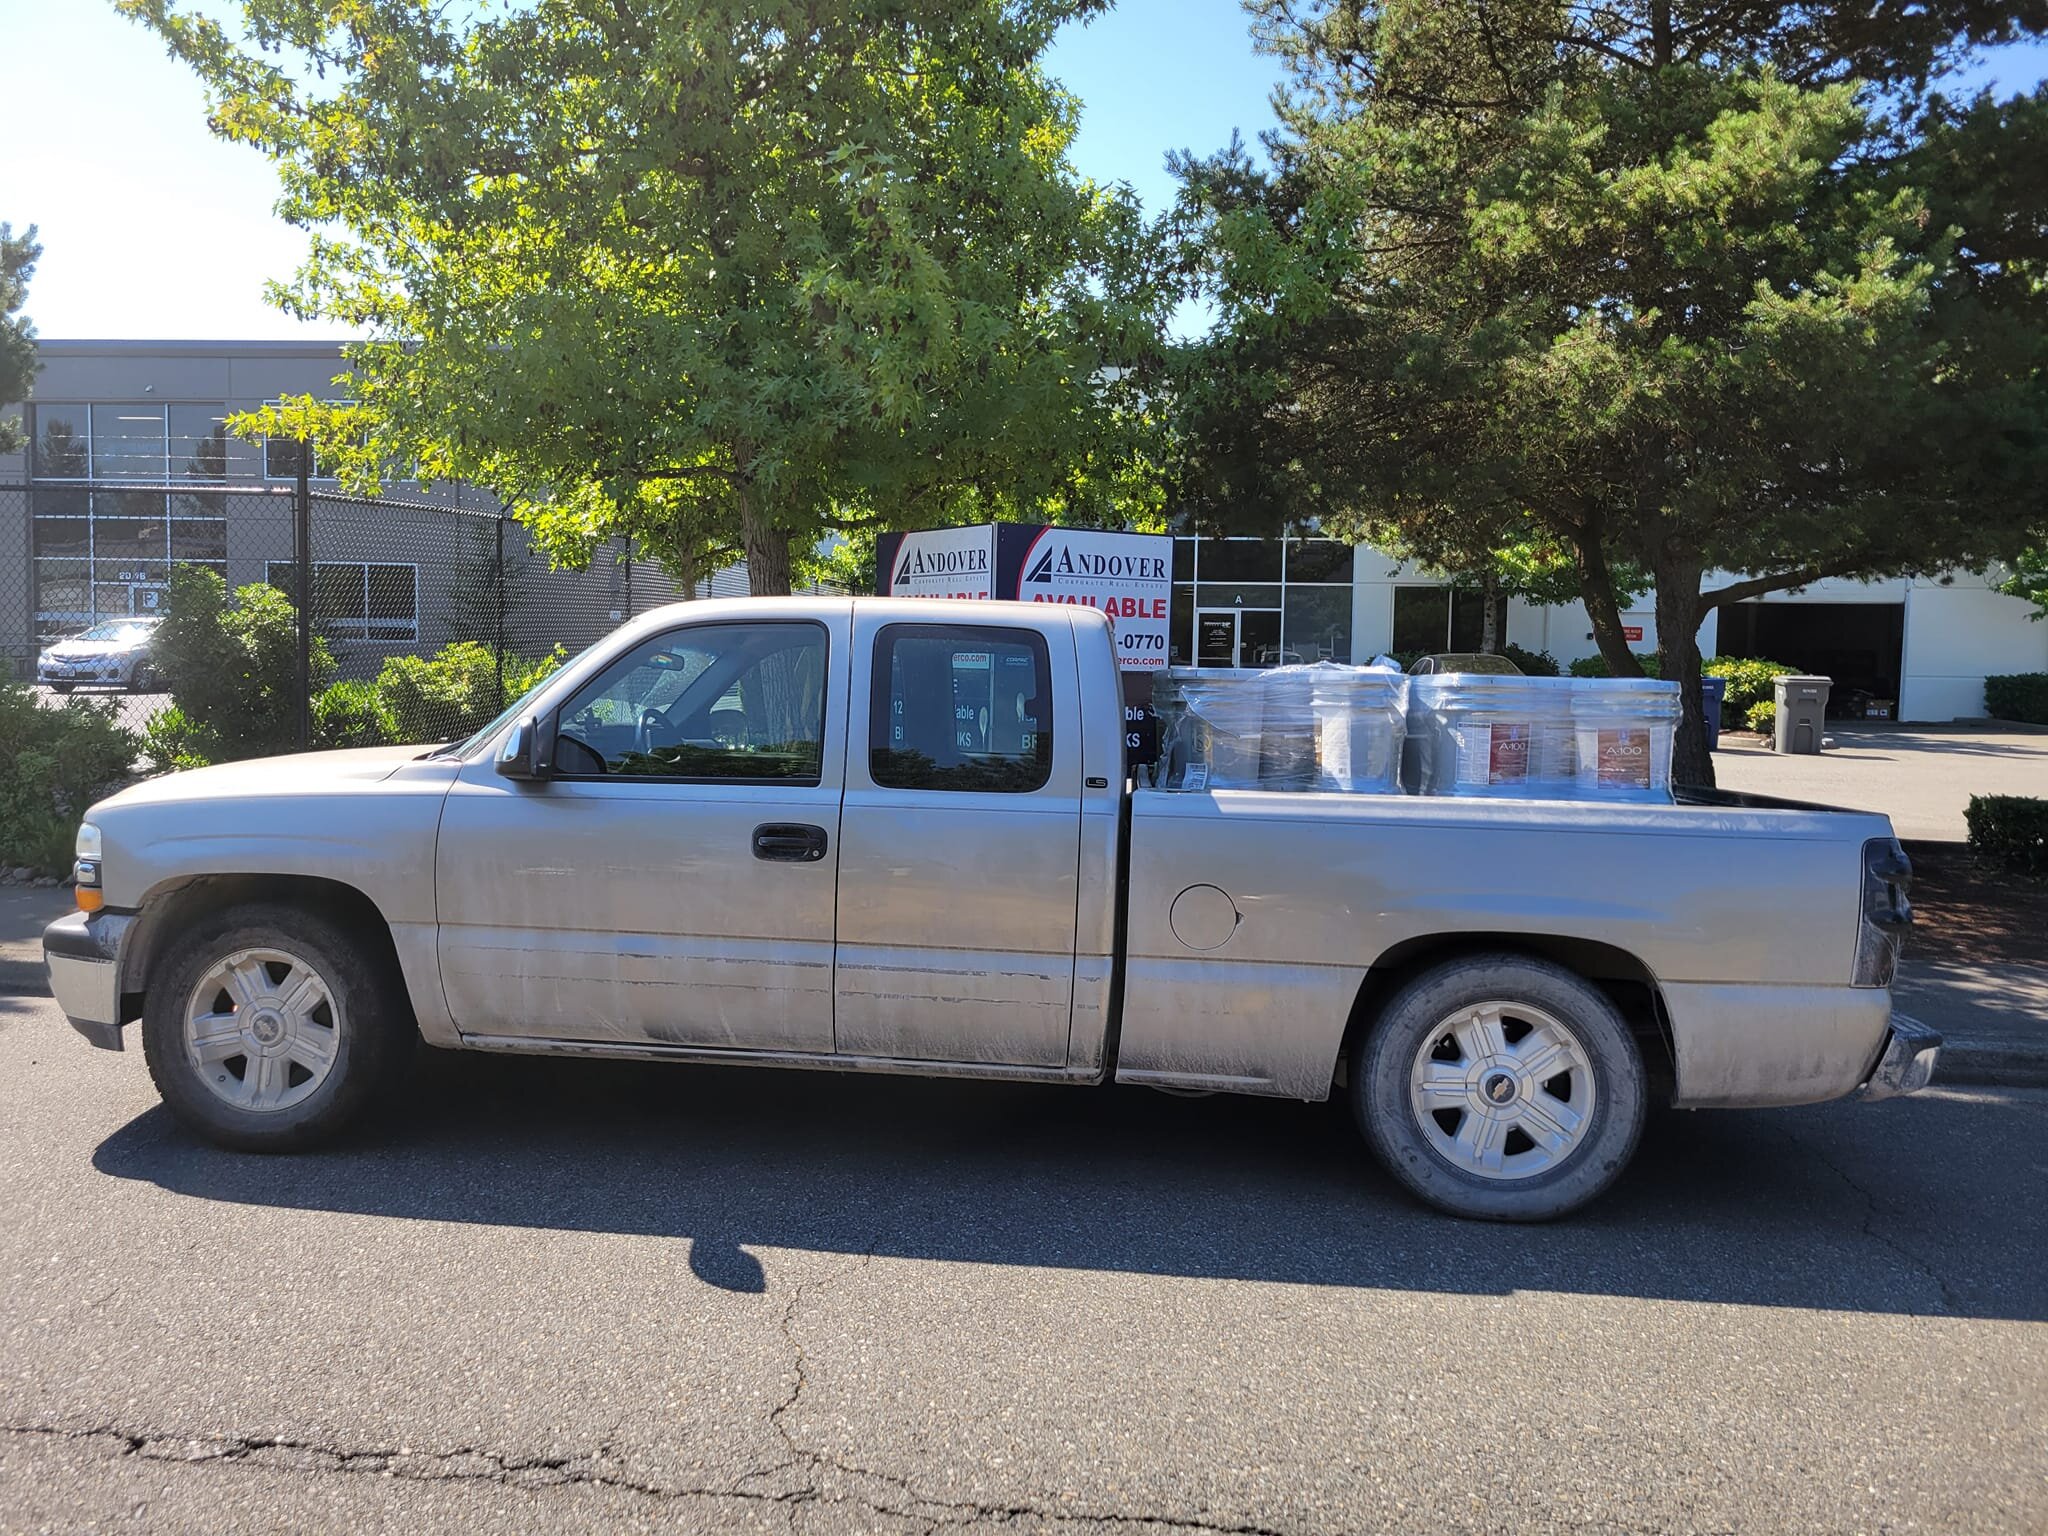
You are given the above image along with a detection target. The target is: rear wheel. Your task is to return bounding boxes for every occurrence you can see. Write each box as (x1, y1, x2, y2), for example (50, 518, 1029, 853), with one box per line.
(1352, 953, 1646, 1221)
(141, 904, 412, 1151)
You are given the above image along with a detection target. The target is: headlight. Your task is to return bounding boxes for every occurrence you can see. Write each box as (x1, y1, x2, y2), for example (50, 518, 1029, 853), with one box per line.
(76, 823, 102, 860)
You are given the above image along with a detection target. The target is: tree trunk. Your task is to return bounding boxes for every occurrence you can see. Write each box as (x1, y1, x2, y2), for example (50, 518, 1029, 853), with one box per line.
(1479, 572, 1501, 654)
(740, 494, 793, 597)
(1653, 554, 1713, 788)
(1578, 538, 1642, 676)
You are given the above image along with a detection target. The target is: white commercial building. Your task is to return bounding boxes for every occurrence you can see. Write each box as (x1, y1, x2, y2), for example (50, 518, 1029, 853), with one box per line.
(1175, 536, 2044, 722)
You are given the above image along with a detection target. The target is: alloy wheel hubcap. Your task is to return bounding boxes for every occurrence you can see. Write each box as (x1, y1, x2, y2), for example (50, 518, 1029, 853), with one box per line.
(181, 947, 342, 1113)
(1407, 1001, 1595, 1181)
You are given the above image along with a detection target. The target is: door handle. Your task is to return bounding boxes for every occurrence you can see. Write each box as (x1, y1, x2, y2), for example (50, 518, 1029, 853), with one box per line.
(752, 823, 829, 863)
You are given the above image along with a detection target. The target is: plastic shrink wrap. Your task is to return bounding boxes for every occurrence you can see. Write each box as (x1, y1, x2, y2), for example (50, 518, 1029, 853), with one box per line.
(1155, 663, 1408, 793)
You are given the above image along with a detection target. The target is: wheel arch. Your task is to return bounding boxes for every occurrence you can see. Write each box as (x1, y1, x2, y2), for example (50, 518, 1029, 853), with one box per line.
(122, 874, 414, 1030)
(1335, 932, 1676, 1103)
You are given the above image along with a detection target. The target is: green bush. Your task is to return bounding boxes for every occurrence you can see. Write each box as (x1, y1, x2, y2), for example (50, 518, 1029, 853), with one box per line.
(1983, 673, 2048, 725)
(1500, 643, 1560, 676)
(1743, 698, 1776, 735)
(1965, 795, 2048, 875)
(313, 680, 398, 749)
(153, 566, 335, 763)
(375, 641, 566, 744)
(1704, 656, 1797, 724)
(1568, 652, 1661, 678)
(140, 705, 215, 771)
(0, 684, 140, 876)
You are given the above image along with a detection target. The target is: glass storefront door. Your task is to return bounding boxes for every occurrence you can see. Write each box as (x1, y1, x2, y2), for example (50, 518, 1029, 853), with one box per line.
(1193, 607, 1285, 668)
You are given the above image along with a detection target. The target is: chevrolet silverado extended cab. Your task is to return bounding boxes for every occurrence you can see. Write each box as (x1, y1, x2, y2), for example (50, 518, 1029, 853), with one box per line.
(45, 597, 1935, 1220)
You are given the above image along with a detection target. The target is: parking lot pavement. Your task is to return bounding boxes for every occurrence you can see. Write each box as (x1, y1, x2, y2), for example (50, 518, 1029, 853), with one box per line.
(3, 991, 2043, 1535)
(1711, 725, 2048, 841)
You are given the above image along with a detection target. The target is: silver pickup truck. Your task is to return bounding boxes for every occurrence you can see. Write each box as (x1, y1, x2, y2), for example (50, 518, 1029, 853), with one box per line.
(45, 597, 1935, 1220)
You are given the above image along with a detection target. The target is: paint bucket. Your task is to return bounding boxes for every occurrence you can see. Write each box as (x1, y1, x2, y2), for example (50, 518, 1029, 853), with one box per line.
(1410, 674, 1579, 798)
(1570, 677, 1680, 800)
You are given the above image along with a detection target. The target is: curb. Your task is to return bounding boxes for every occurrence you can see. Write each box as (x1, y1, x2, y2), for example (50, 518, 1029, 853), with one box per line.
(0, 959, 48, 998)
(1932, 1042, 2048, 1090)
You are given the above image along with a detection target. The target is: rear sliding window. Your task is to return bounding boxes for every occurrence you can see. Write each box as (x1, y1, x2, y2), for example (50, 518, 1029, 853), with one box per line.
(869, 624, 1052, 793)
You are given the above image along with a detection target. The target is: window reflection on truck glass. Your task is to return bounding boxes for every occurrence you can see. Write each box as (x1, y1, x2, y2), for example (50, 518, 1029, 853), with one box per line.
(871, 626, 1051, 792)
(554, 622, 827, 781)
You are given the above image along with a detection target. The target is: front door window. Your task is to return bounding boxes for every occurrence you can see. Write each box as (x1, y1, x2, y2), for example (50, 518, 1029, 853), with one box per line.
(1196, 610, 1237, 667)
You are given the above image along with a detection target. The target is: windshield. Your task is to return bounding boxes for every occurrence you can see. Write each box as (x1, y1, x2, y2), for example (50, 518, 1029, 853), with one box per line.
(448, 639, 604, 758)
(72, 621, 155, 643)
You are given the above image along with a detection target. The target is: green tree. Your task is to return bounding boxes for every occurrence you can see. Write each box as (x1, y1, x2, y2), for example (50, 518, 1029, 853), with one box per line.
(1170, 2, 2048, 784)
(121, 0, 1171, 594)
(0, 223, 40, 456)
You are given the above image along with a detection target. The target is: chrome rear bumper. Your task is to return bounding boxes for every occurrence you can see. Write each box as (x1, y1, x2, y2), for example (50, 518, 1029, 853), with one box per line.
(1854, 1015, 1941, 1102)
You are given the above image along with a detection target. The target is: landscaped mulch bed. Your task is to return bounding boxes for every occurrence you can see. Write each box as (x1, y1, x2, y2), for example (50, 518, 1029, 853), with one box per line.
(1899, 840, 2048, 969)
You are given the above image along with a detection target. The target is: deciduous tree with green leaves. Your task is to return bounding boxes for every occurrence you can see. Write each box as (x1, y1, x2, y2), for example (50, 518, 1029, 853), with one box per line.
(1170, 1, 2048, 783)
(0, 222, 40, 456)
(122, 0, 1170, 593)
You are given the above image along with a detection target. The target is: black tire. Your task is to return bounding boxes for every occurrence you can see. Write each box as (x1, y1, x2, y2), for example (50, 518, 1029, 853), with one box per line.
(1351, 952, 1646, 1221)
(141, 902, 413, 1152)
(128, 663, 155, 693)
(51, 682, 74, 695)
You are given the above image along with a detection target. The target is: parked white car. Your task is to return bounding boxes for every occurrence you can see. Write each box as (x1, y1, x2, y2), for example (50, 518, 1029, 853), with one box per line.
(36, 617, 165, 694)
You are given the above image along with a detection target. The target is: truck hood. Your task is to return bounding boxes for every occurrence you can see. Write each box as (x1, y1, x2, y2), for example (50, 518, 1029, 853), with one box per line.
(101, 744, 438, 810)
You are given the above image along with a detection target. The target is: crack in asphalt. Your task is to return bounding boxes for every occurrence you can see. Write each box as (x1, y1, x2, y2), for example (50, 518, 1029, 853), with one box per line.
(0, 1419, 814, 1509)
(3, 1250, 1295, 1536)
(746, 1245, 1295, 1536)
(1772, 1121, 1967, 1316)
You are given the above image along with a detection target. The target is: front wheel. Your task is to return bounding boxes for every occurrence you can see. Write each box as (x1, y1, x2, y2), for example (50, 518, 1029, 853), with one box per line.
(141, 903, 413, 1151)
(1352, 953, 1646, 1221)
(50, 682, 74, 695)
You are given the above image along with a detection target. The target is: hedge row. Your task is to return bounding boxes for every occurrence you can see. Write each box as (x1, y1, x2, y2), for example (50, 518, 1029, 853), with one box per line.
(1965, 795, 2048, 876)
(1983, 673, 2048, 726)
(0, 685, 140, 876)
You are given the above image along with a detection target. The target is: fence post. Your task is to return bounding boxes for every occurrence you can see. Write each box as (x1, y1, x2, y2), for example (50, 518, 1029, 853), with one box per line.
(294, 447, 312, 748)
(494, 503, 508, 713)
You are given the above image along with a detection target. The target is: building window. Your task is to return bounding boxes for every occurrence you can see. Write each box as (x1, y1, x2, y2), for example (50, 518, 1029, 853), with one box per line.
(1392, 586, 1491, 654)
(89, 404, 168, 480)
(170, 405, 231, 479)
(34, 409, 90, 478)
(1168, 533, 1355, 669)
(267, 561, 419, 640)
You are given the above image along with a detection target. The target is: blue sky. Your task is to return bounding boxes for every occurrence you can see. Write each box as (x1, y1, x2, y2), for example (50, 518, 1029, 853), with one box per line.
(0, 0, 2040, 342)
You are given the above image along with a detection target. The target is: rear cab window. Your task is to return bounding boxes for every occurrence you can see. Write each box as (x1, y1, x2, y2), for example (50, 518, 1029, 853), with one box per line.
(869, 624, 1052, 793)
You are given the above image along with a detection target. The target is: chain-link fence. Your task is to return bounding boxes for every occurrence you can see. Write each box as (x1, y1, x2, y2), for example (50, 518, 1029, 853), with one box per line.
(2, 478, 694, 754)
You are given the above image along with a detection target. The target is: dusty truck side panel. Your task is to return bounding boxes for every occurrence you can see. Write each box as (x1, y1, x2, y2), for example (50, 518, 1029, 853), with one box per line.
(1116, 789, 1894, 1106)
(85, 746, 460, 1044)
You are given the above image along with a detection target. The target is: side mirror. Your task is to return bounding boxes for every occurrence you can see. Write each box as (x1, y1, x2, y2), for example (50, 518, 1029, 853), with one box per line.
(494, 715, 552, 781)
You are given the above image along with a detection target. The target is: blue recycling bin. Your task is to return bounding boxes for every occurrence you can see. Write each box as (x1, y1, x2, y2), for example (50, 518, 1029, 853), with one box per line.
(1700, 675, 1727, 749)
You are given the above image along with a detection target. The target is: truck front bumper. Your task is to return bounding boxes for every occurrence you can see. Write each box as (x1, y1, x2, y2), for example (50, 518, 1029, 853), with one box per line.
(44, 910, 136, 1051)
(1854, 1015, 1942, 1102)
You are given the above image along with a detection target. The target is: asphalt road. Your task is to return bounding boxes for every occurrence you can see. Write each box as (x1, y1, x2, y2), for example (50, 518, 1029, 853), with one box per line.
(3, 991, 2043, 1535)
